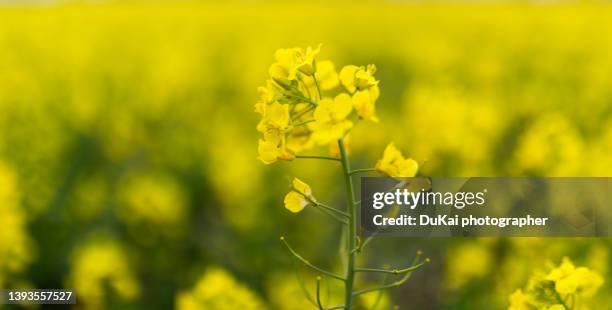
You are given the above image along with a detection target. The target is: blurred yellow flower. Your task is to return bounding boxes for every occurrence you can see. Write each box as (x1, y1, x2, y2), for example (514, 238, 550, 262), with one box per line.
(352, 85, 380, 122)
(339, 64, 378, 93)
(295, 44, 321, 76)
(513, 114, 583, 175)
(117, 173, 188, 235)
(0, 162, 33, 277)
(445, 241, 492, 290)
(286, 126, 315, 154)
(509, 256, 604, 310)
(303, 59, 339, 91)
(311, 94, 353, 144)
(67, 236, 140, 310)
(284, 178, 313, 213)
(268, 45, 320, 86)
(375, 142, 419, 178)
(256, 102, 295, 164)
(176, 267, 266, 310)
(266, 272, 325, 309)
(258, 102, 291, 137)
(269, 47, 300, 85)
(545, 257, 576, 282)
(508, 289, 531, 310)
(546, 257, 604, 297)
(257, 139, 295, 164)
(254, 80, 281, 115)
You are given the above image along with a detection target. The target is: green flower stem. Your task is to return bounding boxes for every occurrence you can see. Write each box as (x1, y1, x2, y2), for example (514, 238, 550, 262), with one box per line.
(352, 270, 413, 296)
(280, 237, 345, 282)
(298, 76, 313, 100)
(338, 137, 357, 309)
(348, 168, 378, 176)
(295, 155, 341, 162)
(312, 60, 323, 100)
(293, 119, 315, 128)
(290, 188, 345, 218)
(312, 204, 348, 225)
(313, 75, 322, 100)
(316, 202, 349, 218)
(326, 306, 346, 310)
(292, 105, 316, 121)
(288, 93, 318, 106)
(354, 231, 377, 253)
(352, 252, 424, 296)
(554, 290, 572, 310)
(316, 277, 324, 310)
(355, 261, 427, 274)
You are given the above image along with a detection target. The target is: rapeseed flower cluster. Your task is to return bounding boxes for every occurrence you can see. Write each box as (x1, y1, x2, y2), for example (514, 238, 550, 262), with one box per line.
(255, 45, 425, 309)
(255, 45, 392, 165)
(176, 267, 266, 310)
(508, 257, 604, 310)
(67, 236, 140, 310)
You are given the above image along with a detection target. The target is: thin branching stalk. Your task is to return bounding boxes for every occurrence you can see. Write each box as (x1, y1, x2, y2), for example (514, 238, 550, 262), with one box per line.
(293, 119, 315, 128)
(353, 252, 426, 296)
(316, 277, 324, 310)
(280, 237, 345, 282)
(292, 105, 316, 121)
(348, 168, 378, 176)
(355, 261, 427, 274)
(295, 155, 341, 162)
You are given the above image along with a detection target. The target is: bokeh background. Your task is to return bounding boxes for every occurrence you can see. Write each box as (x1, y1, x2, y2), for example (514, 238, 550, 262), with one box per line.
(0, 1, 611, 309)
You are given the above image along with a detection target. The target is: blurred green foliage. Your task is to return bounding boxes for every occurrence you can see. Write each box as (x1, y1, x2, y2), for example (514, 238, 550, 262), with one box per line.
(0, 2, 610, 309)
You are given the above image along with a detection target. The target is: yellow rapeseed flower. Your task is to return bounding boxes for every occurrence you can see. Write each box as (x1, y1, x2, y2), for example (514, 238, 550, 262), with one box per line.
(257, 139, 295, 165)
(258, 102, 291, 135)
(254, 80, 281, 115)
(546, 257, 604, 297)
(283, 178, 313, 213)
(295, 45, 321, 76)
(508, 289, 531, 310)
(311, 94, 353, 144)
(286, 126, 315, 153)
(269, 47, 300, 85)
(256, 102, 296, 164)
(545, 257, 575, 282)
(339, 64, 379, 93)
(268, 45, 321, 87)
(67, 236, 140, 309)
(509, 257, 604, 310)
(375, 143, 419, 177)
(299, 60, 339, 99)
(352, 84, 380, 122)
(176, 267, 266, 310)
(315, 60, 339, 90)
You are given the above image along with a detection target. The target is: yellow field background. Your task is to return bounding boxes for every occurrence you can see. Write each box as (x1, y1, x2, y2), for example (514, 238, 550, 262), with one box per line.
(0, 2, 611, 309)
